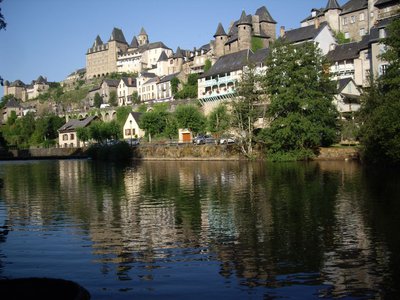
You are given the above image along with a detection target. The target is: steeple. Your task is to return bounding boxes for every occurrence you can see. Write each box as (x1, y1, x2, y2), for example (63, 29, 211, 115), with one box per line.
(214, 22, 227, 37)
(138, 27, 149, 46)
(325, 0, 341, 11)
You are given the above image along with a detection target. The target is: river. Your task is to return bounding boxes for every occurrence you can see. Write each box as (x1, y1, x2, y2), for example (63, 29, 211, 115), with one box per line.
(0, 159, 398, 299)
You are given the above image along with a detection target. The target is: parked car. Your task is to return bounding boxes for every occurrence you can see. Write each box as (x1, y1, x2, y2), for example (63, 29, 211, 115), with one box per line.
(219, 135, 236, 145)
(193, 134, 216, 145)
(126, 138, 140, 146)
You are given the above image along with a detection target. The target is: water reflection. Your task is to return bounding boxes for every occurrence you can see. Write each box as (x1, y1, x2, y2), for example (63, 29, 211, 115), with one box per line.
(0, 160, 398, 298)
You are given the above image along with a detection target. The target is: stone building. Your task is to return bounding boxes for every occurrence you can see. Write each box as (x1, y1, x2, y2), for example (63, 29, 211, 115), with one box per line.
(86, 28, 129, 79)
(212, 6, 276, 57)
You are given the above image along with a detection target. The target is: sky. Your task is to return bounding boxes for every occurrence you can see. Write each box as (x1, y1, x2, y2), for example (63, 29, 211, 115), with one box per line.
(0, 0, 347, 97)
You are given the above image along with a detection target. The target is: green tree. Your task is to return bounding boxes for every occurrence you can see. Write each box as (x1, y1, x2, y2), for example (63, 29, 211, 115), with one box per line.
(0, 95, 15, 109)
(94, 92, 103, 108)
(76, 126, 91, 145)
(140, 110, 166, 142)
(208, 104, 231, 136)
(171, 77, 180, 95)
(204, 59, 212, 72)
(0, 0, 6, 30)
(164, 115, 178, 139)
(116, 106, 132, 128)
(334, 31, 351, 44)
(31, 114, 65, 146)
(251, 37, 264, 52)
(174, 104, 206, 134)
(231, 65, 264, 158)
(175, 74, 199, 99)
(109, 91, 117, 107)
(261, 40, 338, 161)
(358, 18, 400, 165)
(131, 91, 140, 104)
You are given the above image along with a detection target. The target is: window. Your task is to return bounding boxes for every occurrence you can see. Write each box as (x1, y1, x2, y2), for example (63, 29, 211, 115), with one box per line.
(70, 133, 74, 140)
(359, 28, 365, 36)
(379, 28, 387, 39)
(63, 134, 68, 141)
(344, 32, 350, 39)
(379, 64, 389, 76)
(351, 16, 355, 23)
(359, 13, 365, 21)
(342, 17, 348, 25)
(125, 129, 131, 136)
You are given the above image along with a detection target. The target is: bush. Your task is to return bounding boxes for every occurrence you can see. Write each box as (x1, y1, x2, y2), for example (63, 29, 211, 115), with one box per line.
(86, 142, 132, 161)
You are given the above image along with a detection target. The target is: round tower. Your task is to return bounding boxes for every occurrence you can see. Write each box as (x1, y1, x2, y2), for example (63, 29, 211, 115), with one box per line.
(214, 23, 228, 57)
(138, 27, 149, 46)
(237, 11, 252, 51)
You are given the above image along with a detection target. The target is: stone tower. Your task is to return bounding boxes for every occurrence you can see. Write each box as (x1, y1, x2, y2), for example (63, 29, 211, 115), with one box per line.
(324, 0, 341, 32)
(255, 6, 277, 42)
(237, 11, 252, 51)
(138, 27, 149, 46)
(214, 22, 228, 57)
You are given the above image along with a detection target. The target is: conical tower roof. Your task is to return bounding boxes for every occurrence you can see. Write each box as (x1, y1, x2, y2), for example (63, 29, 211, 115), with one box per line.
(214, 22, 227, 37)
(255, 6, 277, 24)
(174, 47, 184, 59)
(139, 27, 147, 36)
(130, 36, 139, 48)
(325, 0, 341, 11)
(237, 10, 252, 26)
(92, 35, 103, 48)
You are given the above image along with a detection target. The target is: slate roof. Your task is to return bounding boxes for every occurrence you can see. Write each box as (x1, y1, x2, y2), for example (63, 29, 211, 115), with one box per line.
(130, 36, 139, 48)
(325, 0, 341, 11)
(129, 112, 143, 124)
(255, 6, 277, 24)
(249, 48, 270, 65)
(173, 47, 184, 59)
(109, 28, 128, 44)
(369, 16, 399, 43)
(200, 49, 252, 78)
(121, 77, 137, 87)
(10, 80, 25, 87)
(102, 79, 119, 87)
(35, 76, 47, 84)
(138, 41, 171, 52)
(157, 51, 169, 62)
(4, 98, 22, 108)
(337, 77, 353, 93)
(238, 11, 252, 26)
(140, 72, 157, 79)
(340, 0, 368, 15)
(375, 0, 397, 7)
(58, 116, 97, 133)
(92, 35, 103, 48)
(326, 41, 361, 61)
(159, 72, 180, 83)
(143, 77, 159, 85)
(301, 7, 326, 23)
(214, 23, 227, 37)
(283, 22, 328, 43)
(139, 27, 147, 36)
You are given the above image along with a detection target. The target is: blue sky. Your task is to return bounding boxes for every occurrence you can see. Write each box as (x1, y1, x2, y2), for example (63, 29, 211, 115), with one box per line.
(0, 0, 346, 97)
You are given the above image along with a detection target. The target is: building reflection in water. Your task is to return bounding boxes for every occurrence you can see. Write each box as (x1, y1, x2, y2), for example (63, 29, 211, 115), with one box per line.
(0, 160, 397, 298)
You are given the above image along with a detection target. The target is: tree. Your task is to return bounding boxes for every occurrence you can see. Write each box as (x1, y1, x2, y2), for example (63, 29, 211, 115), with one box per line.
(174, 104, 206, 134)
(231, 65, 264, 158)
(204, 59, 212, 72)
(261, 40, 338, 161)
(109, 91, 117, 107)
(0, 94, 15, 109)
(140, 110, 166, 142)
(76, 127, 91, 145)
(251, 37, 264, 52)
(116, 106, 132, 128)
(171, 77, 180, 95)
(0, 0, 6, 30)
(358, 18, 400, 165)
(208, 104, 231, 136)
(94, 92, 103, 108)
(131, 91, 140, 104)
(175, 74, 198, 99)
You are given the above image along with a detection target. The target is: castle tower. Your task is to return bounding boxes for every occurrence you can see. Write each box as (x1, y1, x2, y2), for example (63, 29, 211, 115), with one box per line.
(237, 11, 252, 51)
(130, 36, 139, 49)
(255, 6, 277, 42)
(108, 28, 129, 74)
(324, 0, 341, 32)
(214, 22, 228, 57)
(138, 27, 149, 46)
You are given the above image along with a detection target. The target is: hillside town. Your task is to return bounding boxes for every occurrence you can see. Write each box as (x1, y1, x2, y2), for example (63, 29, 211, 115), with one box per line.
(1, 0, 399, 153)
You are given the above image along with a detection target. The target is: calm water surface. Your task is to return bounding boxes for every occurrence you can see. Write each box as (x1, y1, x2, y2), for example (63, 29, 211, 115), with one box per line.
(0, 160, 399, 299)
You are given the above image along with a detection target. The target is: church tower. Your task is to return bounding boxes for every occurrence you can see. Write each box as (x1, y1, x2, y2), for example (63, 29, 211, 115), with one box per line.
(138, 27, 149, 46)
(237, 11, 252, 51)
(214, 23, 228, 57)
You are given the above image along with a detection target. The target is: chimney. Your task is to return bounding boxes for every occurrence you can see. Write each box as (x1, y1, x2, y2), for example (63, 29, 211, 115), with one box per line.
(280, 26, 286, 37)
(128, 77, 132, 86)
(315, 18, 320, 29)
